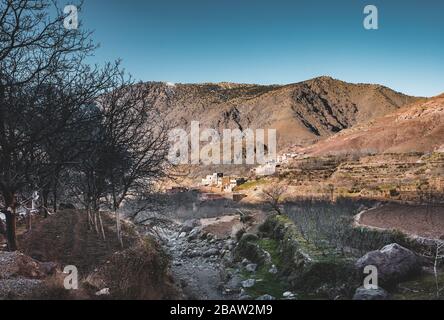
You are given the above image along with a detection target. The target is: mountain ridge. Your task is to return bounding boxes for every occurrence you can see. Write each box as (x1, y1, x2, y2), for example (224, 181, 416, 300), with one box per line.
(302, 93, 444, 156)
(145, 76, 420, 151)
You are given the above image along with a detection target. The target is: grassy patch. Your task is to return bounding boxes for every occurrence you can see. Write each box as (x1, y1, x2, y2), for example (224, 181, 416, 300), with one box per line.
(392, 272, 444, 300)
(235, 179, 268, 191)
(258, 214, 360, 299)
(238, 237, 288, 299)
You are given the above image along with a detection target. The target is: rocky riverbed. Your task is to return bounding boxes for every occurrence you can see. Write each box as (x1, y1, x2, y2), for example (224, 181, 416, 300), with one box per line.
(156, 214, 295, 301)
(158, 217, 240, 300)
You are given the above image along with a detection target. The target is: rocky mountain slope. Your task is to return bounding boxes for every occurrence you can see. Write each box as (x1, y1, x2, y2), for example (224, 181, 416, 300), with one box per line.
(145, 77, 418, 151)
(302, 94, 444, 156)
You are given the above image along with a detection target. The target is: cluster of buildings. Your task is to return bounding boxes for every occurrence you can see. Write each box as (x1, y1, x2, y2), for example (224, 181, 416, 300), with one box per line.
(252, 152, 301, 176)
(201, 173, 247, 192)
(200, 153, 302, 190)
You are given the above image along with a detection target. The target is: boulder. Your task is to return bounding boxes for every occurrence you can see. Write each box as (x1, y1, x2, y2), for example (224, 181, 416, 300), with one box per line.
(180, 219, 201, 234)
(241, 279, 256, 288)
(95, 288, 111, 296)
(353, 286, 389, 300)
(355, 243, 422, 286)
(245, 264, 258, 273)
(0, 252, 48, 280)
(283, 291, 296, 298)
(225, 274, 242, 291)
(203, 248, 219, 258)
(187, 227, 201, 241)
(0, 252, 59, 299)
(268, 265, 278, 274)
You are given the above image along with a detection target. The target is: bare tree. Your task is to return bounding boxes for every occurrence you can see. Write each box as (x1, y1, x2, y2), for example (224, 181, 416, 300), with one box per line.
(0, 212, 6, 237)
(433, 241, 444, 299)
(0, 0, 172, 251)
(0, 0, 118, 250)
(262, 182, 287, 215)
(68, 81, 171, 245)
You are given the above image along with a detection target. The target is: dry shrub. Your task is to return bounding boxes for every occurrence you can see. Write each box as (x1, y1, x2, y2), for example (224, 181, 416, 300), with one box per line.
(84, 238, 179, 300)
(34, 273, 89, 300)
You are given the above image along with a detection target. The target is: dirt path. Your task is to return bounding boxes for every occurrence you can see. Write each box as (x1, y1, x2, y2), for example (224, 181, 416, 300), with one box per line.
(19, 210, 138, 276)
(358, 203, 444, 239)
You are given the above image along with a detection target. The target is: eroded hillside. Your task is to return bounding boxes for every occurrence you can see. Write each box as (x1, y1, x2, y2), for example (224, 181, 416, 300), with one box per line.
(302, 94, 444, 156)
(144, 77, 418, 150)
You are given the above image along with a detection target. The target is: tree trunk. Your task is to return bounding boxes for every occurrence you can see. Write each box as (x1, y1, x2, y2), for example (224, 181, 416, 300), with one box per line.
(0, 218, 6, 236)
(5, 211, 17, 251)
(52, 187, 58, 213)
(98, 211, 106, 240)
(2, 190, 18, 251)
(26, 210, 32, 232)
(42, 188, 50, 218)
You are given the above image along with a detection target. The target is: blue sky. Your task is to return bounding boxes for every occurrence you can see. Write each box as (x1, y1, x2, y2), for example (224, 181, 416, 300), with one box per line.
(72, 0, 443, 97)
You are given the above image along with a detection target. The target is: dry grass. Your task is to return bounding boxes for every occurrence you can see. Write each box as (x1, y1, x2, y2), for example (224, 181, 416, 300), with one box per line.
(18, 210, 179, 299)
(19, 210, 139, 275)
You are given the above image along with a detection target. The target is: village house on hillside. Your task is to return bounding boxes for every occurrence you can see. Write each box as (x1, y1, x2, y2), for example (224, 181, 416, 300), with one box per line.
(201, 173, 246, 192)
(252, 152, 302, 176)
(201, 173, 224, 187)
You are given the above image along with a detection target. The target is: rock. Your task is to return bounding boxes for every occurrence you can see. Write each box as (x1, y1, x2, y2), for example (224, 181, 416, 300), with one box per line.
(0, 252, 47, 279)
(203, 248, 220, 258)
(0, 252, 57, 299)
(268, 265, 278, 274)
(178, 232, 187, 239)
(256, 294, 276, 300)
(231, 224, 245, 240)
(283, 291, 295, 298)
(40, 262, 59, 276)
(95, 288, 110, 296)
(235, 235, 272, 266)
(241, 279, 256, 288)
(239, 294, 253, 300)
(180, 219, 201, 234)
(353, 287, 389, 300)
(187, 250, 201, 258)
(206, 233, 215, 240)
(187, 227, 201, 241)
(240, 233, 259, 243)
(200, 232, 208, 240)
(241, 258, 250, 266)
(225, 239, 235, 248)
(0, 278, 43, 299)
(356, 243, 422, 285)
(245, 264, 258, 272)
(225, 274, 242, 291)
